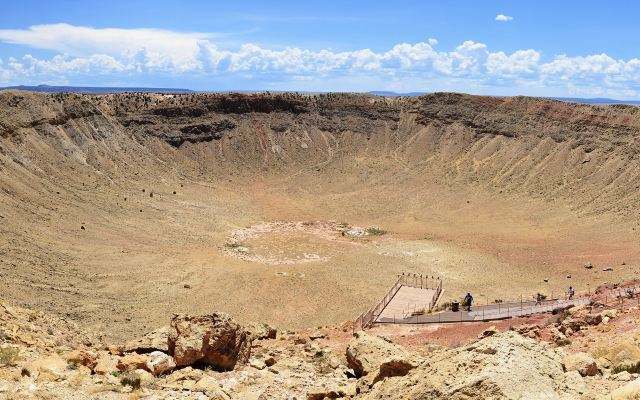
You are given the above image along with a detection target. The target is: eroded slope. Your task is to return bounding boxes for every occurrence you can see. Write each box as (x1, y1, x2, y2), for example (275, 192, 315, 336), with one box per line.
(0, 91, 639, 340)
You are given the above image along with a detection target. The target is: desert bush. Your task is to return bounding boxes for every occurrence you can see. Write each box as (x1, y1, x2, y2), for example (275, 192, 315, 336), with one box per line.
(612, 361, 640, 374)
(365, 227, 387, 236)
(434, 301, 452, 312)
(120, 371, 141, 389)
(0, 346, 20, 366)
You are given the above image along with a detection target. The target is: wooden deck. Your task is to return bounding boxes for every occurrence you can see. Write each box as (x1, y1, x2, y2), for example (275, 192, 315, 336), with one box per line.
(376, 286, 437, 321)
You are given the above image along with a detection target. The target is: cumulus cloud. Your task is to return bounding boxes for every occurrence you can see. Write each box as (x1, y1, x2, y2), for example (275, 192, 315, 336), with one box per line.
(495, 14, 514, 22)
(0, 23, 211, 72)
(1, 24, 640, 98)
(486, 50, 540, 76)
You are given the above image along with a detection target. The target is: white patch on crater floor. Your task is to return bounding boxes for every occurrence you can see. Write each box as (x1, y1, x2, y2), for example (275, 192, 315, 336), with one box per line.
(223, 221, 368, 265)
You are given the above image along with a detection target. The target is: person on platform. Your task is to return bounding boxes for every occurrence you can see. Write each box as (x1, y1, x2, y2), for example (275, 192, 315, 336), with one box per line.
(464, 292, 473, 311)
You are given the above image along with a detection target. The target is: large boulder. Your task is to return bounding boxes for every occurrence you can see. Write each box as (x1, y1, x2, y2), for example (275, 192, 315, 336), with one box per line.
(168, 313, 252, 370)
(346, 331, 419, 384)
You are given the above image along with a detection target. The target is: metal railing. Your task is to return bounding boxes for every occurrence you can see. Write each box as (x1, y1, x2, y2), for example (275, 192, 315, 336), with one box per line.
(353, 273, 443, 331)
(355, 277, 640, 329)
(377, 296, 590, 325)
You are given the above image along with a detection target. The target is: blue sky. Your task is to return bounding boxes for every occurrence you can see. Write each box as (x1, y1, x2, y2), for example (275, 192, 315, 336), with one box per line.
(1, 0, 639, 98)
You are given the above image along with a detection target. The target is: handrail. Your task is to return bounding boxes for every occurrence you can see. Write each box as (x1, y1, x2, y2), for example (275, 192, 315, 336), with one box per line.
(354, 275, 403, 330)
(354, 273, 443, 331)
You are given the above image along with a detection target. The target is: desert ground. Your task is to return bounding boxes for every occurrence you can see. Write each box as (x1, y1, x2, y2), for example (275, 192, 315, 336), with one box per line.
(1, 90, 639, 342)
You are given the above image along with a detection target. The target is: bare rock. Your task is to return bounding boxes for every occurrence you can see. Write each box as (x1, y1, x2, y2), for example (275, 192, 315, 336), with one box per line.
(120, 369, 154, 389)
(309, 330, 327, 340)
(549, 327, 571, 346)
(116, 352, 149, 372)
(610, 377, 640, 399)
(614, 371, 633, 382)
(64, 349, 97, 369)
(478, 325, 499, 339)
(249, 355, 267, 370)
(123, 326, 169, 353)
(599, 341, 640, 373)
(145, 351, 176, 376)
(511, 323, 540, 339)
(248, 322, 277, 340)
(307, 387, 344, 400)
(168, 313, 252, 370)
(359, 331, 588, 400)
(584, 313, 603, 325)
(193, 375, 231, 399)
(93, 353, 119, 375)
(563, 352, 599, 376)
(346, 332, 419, 383)
(601, 309, 619, 319)
(29, 354, 67, 381)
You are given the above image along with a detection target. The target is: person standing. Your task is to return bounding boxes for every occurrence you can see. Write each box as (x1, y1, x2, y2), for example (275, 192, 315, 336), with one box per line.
(464, 292, 473, 311)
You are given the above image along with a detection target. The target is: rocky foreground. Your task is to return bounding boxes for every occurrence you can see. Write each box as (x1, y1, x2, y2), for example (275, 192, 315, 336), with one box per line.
(2, 290, 640, 400)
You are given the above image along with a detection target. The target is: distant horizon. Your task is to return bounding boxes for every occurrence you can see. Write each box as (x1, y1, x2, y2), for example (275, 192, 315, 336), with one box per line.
(2, 1, 640, 99)
(3, 84, 640, 105)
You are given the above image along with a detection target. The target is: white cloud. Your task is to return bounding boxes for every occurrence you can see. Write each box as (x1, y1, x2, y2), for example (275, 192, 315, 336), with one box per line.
(1, 24, 640, 98)
(495, 14, 514, 22)
(0, 23, 211, 72)
(486, 50, 540, 76)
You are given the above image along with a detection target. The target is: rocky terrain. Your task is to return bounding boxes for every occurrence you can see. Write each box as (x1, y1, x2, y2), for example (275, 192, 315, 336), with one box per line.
(2, 280, 640, 399)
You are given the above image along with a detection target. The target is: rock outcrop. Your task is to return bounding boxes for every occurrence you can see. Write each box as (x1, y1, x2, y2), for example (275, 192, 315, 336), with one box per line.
(2, 295, 640, 399)
(346, 331, 419, 384)
(359, 331, 588, 399)
(168, 313, 252, 370)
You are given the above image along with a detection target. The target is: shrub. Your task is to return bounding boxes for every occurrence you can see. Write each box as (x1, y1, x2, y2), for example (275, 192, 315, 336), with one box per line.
(0, 346, 20, 366)
(365, 227, 387, 236)
(612, 361, 640, 374)
(120, 371, 141, 390)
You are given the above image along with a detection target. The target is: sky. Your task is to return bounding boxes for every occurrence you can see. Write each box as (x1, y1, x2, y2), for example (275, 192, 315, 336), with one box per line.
(1, 0, 640, 98)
